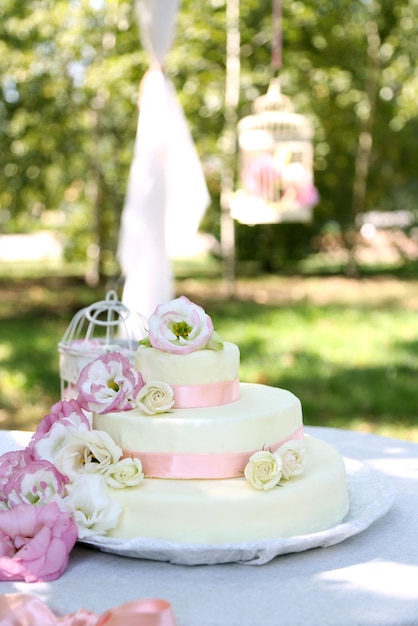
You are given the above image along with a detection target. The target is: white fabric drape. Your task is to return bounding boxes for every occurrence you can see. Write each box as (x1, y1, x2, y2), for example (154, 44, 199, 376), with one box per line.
(118, 0, 210, 337)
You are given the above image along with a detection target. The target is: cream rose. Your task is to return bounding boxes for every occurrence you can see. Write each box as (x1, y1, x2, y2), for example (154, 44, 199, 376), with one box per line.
(105, 457, 144, 489)
(277, 440, 307, 480)
(135, 381, 175, 415)
(244, 450, 283, 491)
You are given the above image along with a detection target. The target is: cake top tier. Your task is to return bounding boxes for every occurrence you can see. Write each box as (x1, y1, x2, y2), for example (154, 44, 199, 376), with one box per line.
(140, 295, 224, 355)
(137, 296, 240, 407)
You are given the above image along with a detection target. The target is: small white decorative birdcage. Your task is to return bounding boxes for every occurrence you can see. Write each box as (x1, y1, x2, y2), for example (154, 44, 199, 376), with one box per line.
(58, 290, 147, 400)
(231, 79, 319, 225)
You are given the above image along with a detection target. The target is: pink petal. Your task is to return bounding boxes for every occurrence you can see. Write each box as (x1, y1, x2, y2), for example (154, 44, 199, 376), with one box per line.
(0, 556, 27, 580)
(0, 504, 37, 538)
(0, 531, 16, 558)
(34, 537, 69, 581)
(16, 525, 52, 562)
(0, 504, 77, 582)
(17, 536, 68, 582)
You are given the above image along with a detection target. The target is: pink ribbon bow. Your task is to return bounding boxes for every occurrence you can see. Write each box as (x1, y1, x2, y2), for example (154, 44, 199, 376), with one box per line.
(0, 594, 177, 626)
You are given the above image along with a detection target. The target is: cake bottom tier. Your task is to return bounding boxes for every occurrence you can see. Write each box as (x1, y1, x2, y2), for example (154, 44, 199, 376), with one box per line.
(106, 436, 349, 544)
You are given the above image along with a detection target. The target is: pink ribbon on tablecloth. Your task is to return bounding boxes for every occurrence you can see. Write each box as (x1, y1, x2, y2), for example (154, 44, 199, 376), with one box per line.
(123, 426, 304, 479)
(0, 594, 177, 626)
(171, 377, 240, 408)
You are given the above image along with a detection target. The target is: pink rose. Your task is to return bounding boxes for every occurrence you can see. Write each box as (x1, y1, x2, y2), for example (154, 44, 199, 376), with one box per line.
(148, 296, 214, 354)
(0, 502, 78, 582)
(77, 353, 144, 414)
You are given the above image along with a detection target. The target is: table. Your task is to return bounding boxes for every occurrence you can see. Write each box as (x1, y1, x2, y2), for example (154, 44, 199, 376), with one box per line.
(1, 426, 417, 626)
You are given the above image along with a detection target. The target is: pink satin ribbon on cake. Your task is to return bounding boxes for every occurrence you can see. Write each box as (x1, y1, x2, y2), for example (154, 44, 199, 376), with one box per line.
(0, 594, 177, 626)
(171, 377, 240, 408)
(123, 426, 304, 479)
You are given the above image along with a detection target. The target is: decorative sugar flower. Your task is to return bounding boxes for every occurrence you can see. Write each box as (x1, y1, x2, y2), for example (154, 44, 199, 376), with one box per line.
(2, 460, 69, 510)
(244, 449, 283, 491)
(76, 352, 144, 414)
(105, 457, 144, 489)
(135, 381, 175, 415)
(144, 295, 223, 355)
(0, 502, 78, 582)
(277, 440, 307, 480)
(54, 429, 122, 480)
(64, 474, 122, 538)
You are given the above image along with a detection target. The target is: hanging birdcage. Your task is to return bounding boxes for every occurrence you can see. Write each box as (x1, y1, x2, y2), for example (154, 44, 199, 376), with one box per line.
(231, 78, 319, 225)
(58, 290, 147, 400)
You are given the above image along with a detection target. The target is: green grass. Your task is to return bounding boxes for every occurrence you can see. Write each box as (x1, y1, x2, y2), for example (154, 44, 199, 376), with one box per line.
(1, 272, 418, 441)
(210, 302, 418, 439)
(0, 277, 104, 431)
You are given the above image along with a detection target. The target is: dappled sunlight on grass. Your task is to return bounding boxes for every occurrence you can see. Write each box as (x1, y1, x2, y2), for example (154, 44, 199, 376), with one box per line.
(1, 274, 418, 440)
(0, 278, 104, 430)
(199, 291, 418, 441)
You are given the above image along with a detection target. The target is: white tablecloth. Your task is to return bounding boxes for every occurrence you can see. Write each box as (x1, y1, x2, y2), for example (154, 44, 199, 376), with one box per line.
(0, 426, 417, 626)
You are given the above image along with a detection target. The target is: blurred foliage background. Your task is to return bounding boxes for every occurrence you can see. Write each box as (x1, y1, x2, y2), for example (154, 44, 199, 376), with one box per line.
(1, 0, 418, 439)
(1, 0, 418, 277)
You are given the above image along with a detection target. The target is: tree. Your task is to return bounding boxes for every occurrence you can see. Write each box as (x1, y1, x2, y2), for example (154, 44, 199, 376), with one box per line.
(1, 0, 417, 275)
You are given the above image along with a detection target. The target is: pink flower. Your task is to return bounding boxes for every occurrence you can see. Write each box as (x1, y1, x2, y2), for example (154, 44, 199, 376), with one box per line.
(243, 154, 281, 196)
(30, 399, 90, 444)
(281, 162, 319, 208)
(3, 460, 69, 509)
(77, 353, 144, 414)
(148, 296, 214, 355)
(0, 449, 34, 500)
(0, 502, 78, 582)
(29, 400, 91, 463)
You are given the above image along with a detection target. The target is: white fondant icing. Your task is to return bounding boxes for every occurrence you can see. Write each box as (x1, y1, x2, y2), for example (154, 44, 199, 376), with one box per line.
(93, 329, 349, 546)
(135, 341, 240, 385)
(105, 436, 349, 544)
(93, 383, 302, 455)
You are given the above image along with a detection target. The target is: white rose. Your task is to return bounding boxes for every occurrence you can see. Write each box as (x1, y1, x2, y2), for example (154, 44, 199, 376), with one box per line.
(277, 440, 307, 479)
(105, 457, 144, 489)
(244, 450, 283, 491)
(135, 381, 175, 415)
(54, 430, 122, 479)
(64, 474, 121, 538)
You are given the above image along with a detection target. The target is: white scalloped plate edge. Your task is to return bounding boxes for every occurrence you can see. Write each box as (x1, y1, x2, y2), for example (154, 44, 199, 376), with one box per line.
(79, 457, 395, 565)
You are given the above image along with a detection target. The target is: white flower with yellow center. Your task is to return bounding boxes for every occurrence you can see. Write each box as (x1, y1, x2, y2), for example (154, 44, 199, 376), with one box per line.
(64, 474, 121, 538)
(54, 430, 122, 479)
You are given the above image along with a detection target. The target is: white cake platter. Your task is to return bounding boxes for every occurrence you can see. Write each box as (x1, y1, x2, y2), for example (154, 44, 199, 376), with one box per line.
(79, 458, 394, 566)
